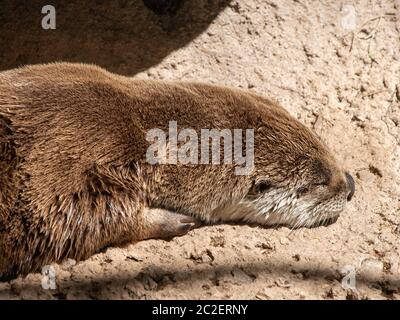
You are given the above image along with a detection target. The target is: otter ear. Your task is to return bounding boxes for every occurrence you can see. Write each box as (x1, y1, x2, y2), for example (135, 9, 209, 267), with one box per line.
(85, 164, 128, 195)
(247, 180, 272, 197)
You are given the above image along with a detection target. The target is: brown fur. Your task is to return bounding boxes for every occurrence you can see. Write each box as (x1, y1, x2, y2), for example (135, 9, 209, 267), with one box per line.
(0, 63, 351, 279)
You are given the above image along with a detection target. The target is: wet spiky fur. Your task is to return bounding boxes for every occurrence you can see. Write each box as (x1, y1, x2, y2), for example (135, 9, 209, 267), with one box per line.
(0, 63, 350, 279)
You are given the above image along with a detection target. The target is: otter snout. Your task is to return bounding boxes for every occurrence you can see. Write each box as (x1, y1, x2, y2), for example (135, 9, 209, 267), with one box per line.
(345, 172, 355, 201)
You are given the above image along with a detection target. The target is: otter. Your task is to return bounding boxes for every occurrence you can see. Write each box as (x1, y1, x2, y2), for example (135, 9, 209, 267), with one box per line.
(0, 63, 355, 279)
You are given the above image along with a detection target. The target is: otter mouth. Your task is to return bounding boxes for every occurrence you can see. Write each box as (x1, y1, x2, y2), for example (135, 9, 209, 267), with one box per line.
(209, 201, 343, 230)
(308, 215, 339, 228)
(262, 214, 340, 230)
(214, 214, 339, 230)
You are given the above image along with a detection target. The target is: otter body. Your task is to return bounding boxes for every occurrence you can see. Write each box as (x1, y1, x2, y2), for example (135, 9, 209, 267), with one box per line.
(0, 63, 354, 279)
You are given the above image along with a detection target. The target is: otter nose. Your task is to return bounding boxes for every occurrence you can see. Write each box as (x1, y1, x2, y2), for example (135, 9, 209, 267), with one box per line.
(345, 172, 355, 201)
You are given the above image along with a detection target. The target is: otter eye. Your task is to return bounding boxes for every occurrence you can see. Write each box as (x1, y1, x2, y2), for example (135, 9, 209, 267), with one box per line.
(246, 180, 273, 199)
(297, 186, 309, 196)
(297, 182, 325, 198)
(255, 180, 272, 193)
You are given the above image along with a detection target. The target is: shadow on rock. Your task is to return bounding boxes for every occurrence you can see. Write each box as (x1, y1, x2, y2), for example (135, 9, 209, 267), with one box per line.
(0, 0, 231, 75)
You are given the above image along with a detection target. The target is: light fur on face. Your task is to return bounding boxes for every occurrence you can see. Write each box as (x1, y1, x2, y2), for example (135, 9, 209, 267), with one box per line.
(210, 183, 347, 229)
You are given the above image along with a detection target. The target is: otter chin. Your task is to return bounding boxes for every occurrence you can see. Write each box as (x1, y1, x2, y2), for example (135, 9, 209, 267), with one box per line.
(0, 63, 354, 278)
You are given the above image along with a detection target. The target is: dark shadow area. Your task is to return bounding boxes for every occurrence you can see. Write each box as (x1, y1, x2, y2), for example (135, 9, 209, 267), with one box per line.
(2, 260, 399, 299)
(0, 0, 231, 75)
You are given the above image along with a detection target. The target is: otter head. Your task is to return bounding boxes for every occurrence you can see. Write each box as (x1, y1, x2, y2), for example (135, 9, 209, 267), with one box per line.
(216, 107, 355, 229)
